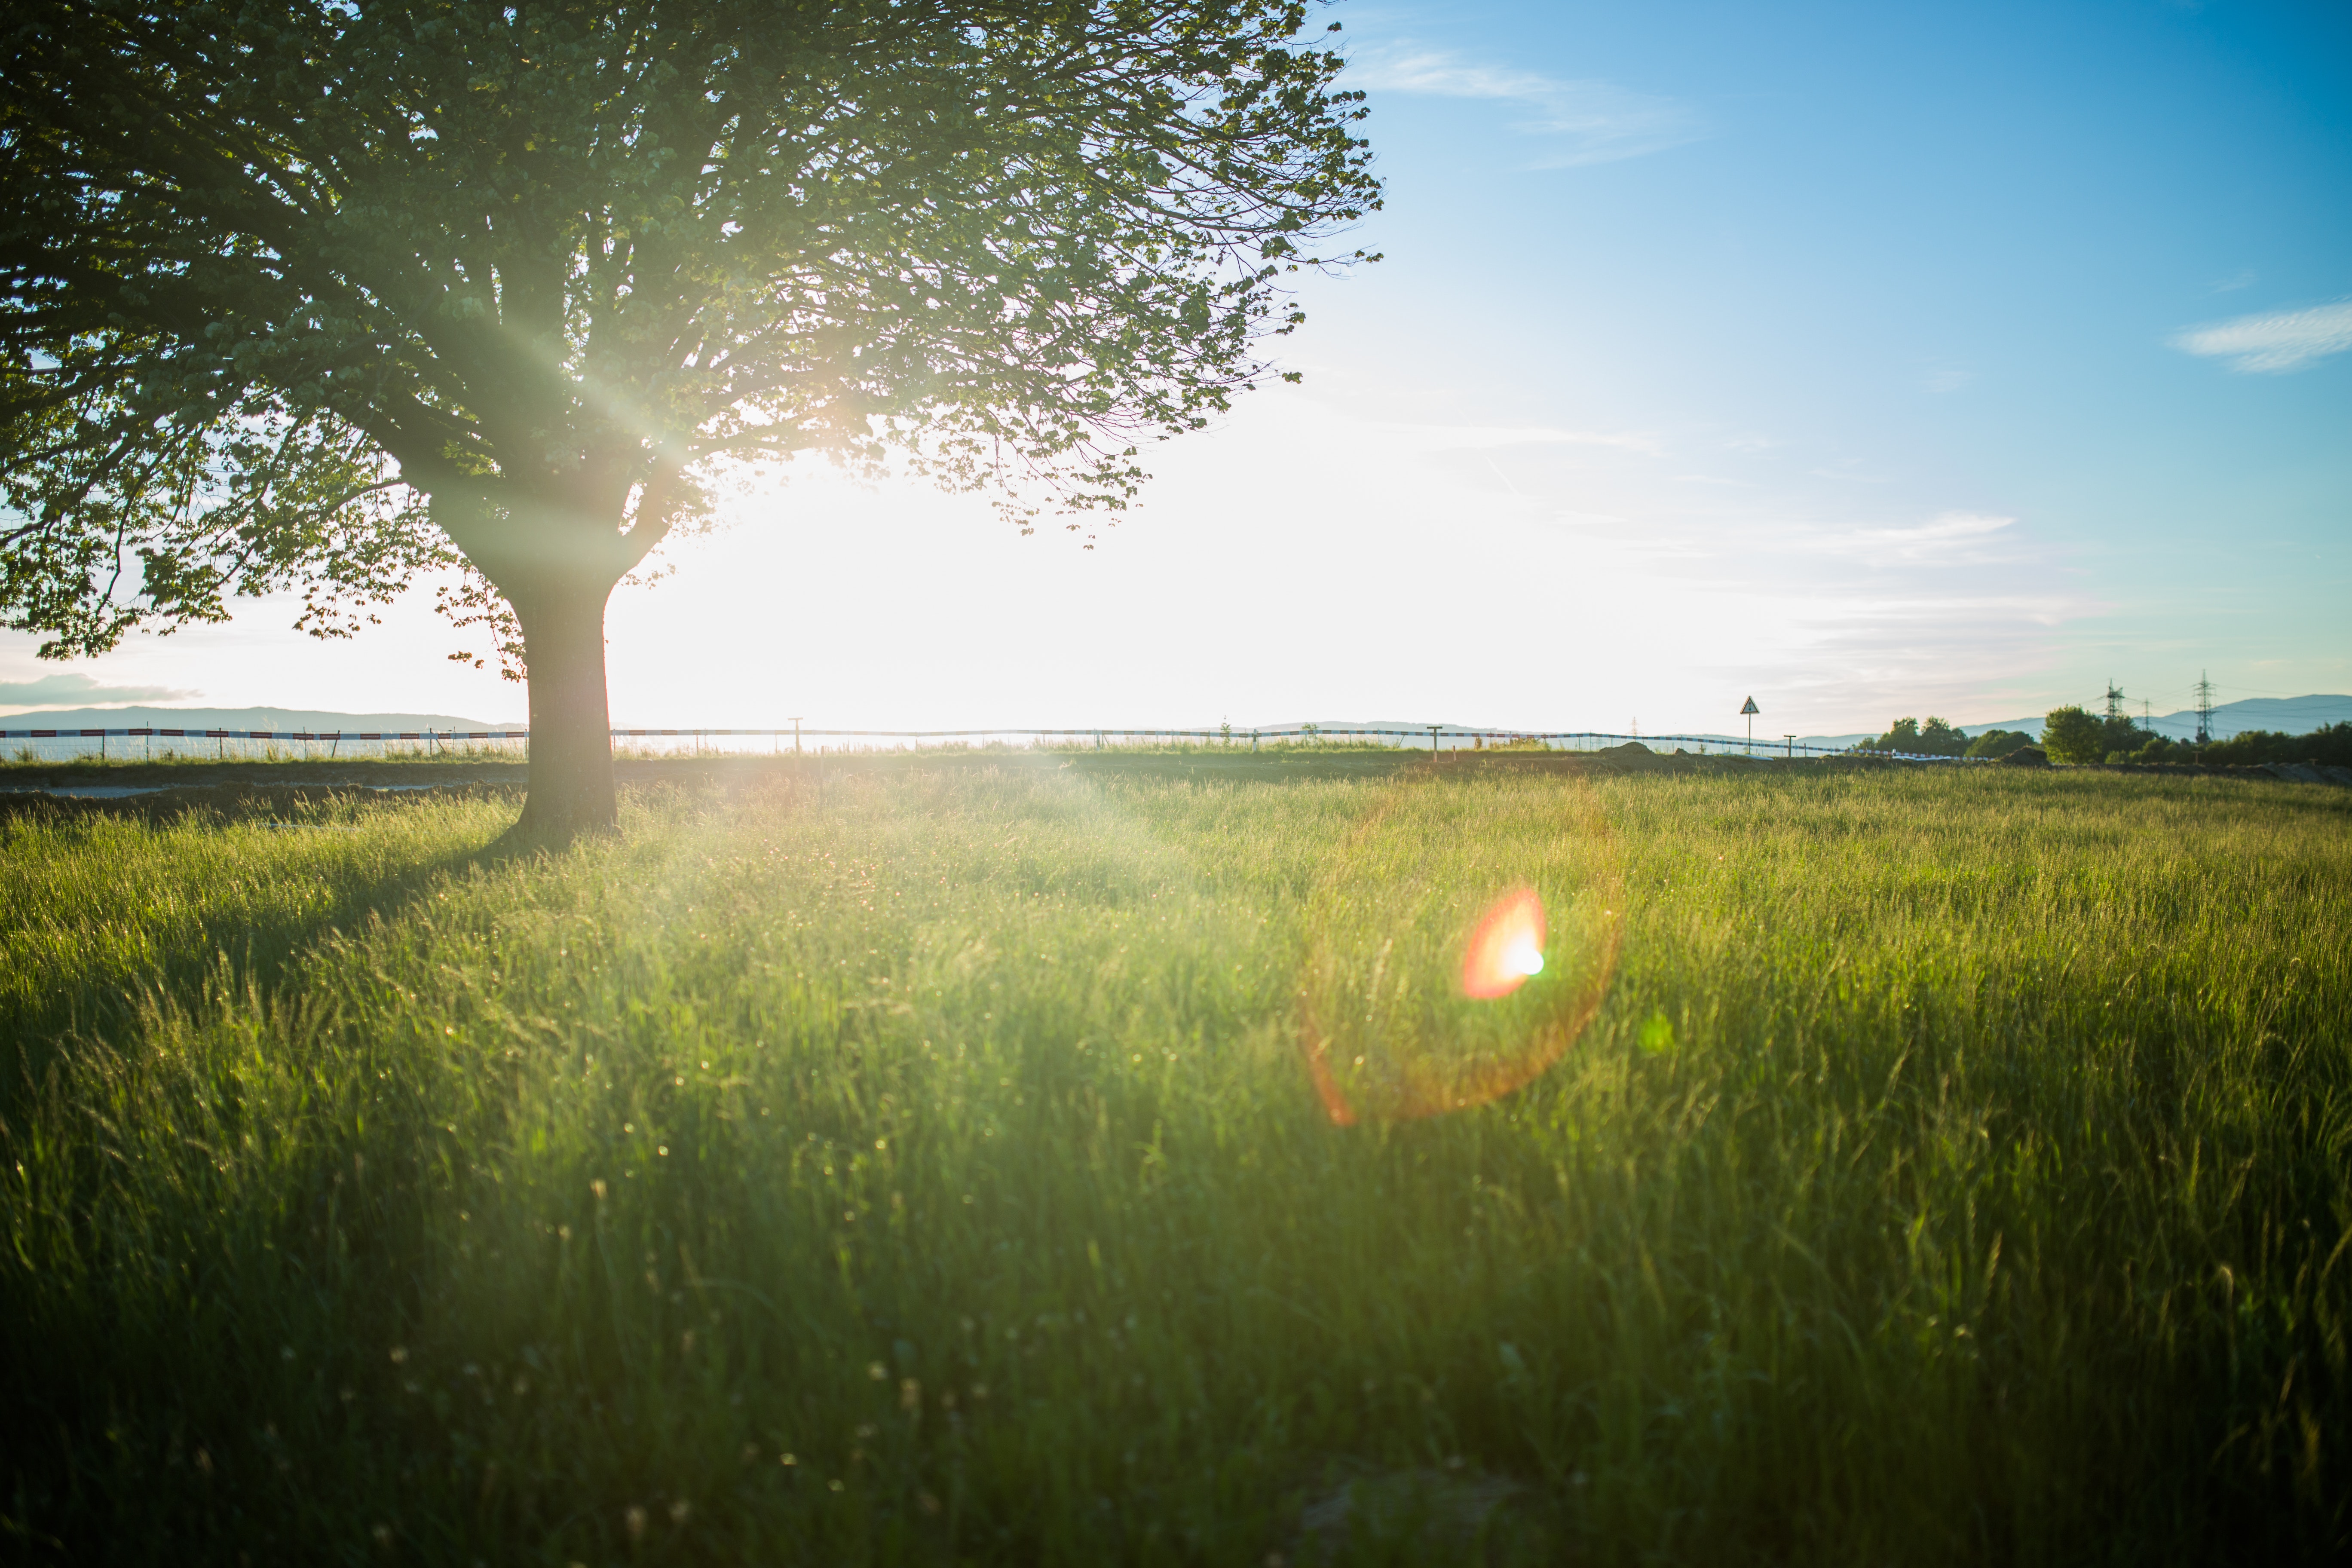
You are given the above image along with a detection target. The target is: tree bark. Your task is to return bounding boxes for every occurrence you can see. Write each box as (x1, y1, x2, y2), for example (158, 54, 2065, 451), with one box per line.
(508, 568, 620, 840)
(428, 478, 672, 844)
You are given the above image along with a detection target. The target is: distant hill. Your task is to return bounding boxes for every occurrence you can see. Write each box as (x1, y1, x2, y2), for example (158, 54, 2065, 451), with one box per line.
(0, 704, 517, 732)
(2133, 694, 2352, 741)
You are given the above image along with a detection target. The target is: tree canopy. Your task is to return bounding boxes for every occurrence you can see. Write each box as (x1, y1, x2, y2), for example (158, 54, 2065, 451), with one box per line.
(1853, 716, 2035, 759)
(0, 0, 1380, 831)
(1854, 715, 1968, 757)
(1962, 727, 2033, 760)
(2039, 706, 2119, 766)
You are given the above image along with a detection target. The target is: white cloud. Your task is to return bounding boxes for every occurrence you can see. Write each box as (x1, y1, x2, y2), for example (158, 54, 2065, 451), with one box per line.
(2172, 300, 2352, 373)
(1350, 48, 1704, 167)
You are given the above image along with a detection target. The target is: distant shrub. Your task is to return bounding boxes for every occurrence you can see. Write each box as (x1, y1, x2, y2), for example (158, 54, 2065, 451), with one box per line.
(2107, 735, 2186, 765)
(2064, 719, 2352, 769)
(2041, 707, 2106, 765)
(1965, 728, 2034, 759)
(2190, 722, 2352, 768)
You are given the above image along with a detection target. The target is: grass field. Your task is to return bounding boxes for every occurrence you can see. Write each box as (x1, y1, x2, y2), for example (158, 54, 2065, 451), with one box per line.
(2, 760, 2347, 1564)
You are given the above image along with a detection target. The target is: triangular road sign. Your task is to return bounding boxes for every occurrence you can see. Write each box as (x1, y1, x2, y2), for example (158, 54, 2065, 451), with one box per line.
(1740, 696, 1760, 715)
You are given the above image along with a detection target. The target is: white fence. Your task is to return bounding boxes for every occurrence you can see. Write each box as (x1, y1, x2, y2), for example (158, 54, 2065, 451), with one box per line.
(0, 722, 1982, 764)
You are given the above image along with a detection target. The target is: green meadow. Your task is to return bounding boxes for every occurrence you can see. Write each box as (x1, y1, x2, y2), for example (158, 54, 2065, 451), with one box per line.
(2, 761, 2346, 1564)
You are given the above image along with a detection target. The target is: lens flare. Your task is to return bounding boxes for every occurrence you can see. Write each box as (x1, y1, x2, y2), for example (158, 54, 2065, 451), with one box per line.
(1461, 887, 1546, 999)
(1298, 769, 1622, 1126)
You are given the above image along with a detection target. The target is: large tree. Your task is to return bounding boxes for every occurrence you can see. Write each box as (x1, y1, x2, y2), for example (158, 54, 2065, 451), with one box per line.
(0, 0, 1378, 835)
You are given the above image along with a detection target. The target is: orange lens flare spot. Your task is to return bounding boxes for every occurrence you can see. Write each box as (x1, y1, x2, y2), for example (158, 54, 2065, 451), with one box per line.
(1460, 887, 1546, 999)
(1298, 772, 1623, 1127)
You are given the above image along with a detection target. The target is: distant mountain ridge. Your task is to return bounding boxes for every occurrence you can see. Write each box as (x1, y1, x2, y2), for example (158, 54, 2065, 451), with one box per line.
(2122, 694, 2352, 741)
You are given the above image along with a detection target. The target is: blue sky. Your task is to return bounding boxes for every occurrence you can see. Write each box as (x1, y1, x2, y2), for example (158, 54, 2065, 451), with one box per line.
(1298, 0, 2352, 727)
(2, 0, 2345, 735)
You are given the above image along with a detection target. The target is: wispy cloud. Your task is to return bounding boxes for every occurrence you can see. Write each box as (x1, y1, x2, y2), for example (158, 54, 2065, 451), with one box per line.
(1349, 48, 1704, 167)
(1807, 459, 1891, 484)
(1826, 511, 2023, 566)
(0, 671, 198, 713)
(2172, 300, 2352, 373)
(1389, 423, 1666, 456)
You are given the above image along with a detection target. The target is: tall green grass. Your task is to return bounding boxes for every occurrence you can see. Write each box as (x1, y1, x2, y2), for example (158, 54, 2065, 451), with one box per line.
(2, 763, 2346, 1564)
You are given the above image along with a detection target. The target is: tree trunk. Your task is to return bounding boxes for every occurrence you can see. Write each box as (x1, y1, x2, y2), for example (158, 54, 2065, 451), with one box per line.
(428, 480, 670, 845)
(509, 570, 620, 840)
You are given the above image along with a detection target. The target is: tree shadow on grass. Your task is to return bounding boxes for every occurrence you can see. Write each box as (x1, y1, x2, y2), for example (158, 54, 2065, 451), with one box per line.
(0, 784, 532, 1118)
(0, 786, 558, 1548)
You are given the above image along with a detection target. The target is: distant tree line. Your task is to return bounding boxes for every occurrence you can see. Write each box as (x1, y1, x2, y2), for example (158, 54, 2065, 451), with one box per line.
(2040, 708, 2352, 767)
(1858, 706, 2351, 768)
(1852, 717, 2034, 759)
